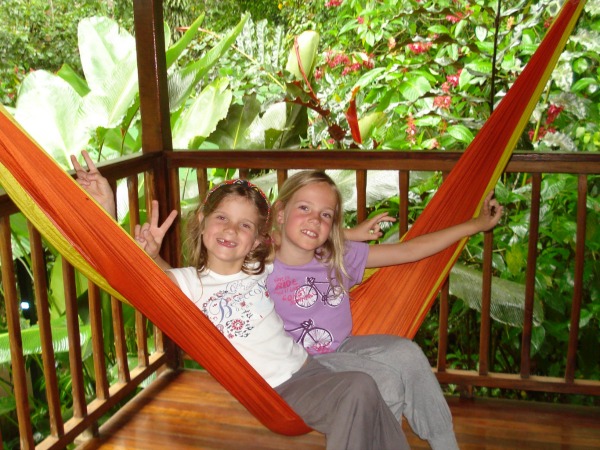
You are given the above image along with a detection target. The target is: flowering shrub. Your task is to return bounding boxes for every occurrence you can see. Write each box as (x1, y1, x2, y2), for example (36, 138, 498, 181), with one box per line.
(278, 0, 599, 152)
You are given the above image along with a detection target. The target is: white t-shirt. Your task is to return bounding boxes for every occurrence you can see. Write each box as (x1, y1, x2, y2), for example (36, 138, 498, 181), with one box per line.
(168, 265, 308, 387)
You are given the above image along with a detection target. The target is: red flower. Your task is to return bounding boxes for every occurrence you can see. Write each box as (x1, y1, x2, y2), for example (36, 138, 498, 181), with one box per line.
(546, 104, 564, 124)
(446, 13, 464, 24)
(434, 96, 452, 109)
(326, 51, 351, 68)
(407, 42, 433, 54)
(326, 0, 342, 7)
(342, 63, 361, 76)
(446, 69, 462, 87)
(406, 114, 417, 144)
(529, 126, 557, 142)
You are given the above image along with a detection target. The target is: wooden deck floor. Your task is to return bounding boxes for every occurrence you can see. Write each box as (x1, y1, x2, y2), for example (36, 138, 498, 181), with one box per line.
(77, 369, 600, 450)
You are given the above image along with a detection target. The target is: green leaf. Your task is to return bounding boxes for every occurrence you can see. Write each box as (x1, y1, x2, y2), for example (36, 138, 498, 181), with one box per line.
(475, 26, 488, 42)
(446, 124, 474, 143)
(0, 320, 92, 364)
(57, 64, 90, 96)
(285, 30, 320, 81)
(172, 78, 233, 149)
(358, 112, 387, 141)
(78, 16, 138, 129)
(353, 68, 386, 90)
(170, 14, 249, 112)
(13, 71, 89, 168)
(165, 13, 205, 68)
(208, 94, 262, 149)
(398, 76, 431, 102)
(428, 25, 450, 35)
(464, 59, 493, 76)
(449, 264, 543, 328)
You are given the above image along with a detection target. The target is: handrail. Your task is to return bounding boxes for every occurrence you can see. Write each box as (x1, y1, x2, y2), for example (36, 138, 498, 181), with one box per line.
(0, 150, 598, 449)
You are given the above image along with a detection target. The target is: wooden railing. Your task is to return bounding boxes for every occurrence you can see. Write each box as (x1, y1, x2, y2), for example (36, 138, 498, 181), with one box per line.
(0, 150, 598, 449)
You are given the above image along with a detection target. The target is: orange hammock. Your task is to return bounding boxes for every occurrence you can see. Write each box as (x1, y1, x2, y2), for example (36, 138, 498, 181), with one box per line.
(0, 0, 585, 437)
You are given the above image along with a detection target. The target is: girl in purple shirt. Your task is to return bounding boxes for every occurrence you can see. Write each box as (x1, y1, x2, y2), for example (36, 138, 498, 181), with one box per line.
(268, 170, 503, 450)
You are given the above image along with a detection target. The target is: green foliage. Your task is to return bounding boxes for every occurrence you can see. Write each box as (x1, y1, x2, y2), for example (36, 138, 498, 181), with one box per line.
(0, 0, 134, 106)
(275, 0, 600, 151)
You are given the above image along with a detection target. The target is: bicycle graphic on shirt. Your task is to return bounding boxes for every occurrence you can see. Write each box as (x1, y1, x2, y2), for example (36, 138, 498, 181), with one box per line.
(286, 319, 333, 352)
(294, 277, 343, 308)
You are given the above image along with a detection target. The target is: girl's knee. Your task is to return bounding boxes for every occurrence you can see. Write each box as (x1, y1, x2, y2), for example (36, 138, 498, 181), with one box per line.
(338, 371, 378, 393)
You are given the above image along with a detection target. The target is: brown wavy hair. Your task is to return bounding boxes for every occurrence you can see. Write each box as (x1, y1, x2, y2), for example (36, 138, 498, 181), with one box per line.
(184, 181, 272, 275)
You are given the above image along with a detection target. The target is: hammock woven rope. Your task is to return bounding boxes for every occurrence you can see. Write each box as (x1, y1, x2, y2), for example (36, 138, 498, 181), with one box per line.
(351, 0, 586, 339)
(0, 0, 584, 436)
(0, 111, 310, 435)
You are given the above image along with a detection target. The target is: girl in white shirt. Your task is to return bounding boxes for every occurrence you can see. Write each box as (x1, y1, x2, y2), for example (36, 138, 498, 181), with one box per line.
(72, 151, 409, 450)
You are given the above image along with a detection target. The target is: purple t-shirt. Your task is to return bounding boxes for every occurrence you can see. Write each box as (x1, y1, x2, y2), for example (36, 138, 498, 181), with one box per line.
(268, 241, 369, 354)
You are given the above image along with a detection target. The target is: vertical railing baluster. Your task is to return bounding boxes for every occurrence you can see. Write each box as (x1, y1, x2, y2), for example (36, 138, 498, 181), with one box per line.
(521, 173, 541, 378)
(437, 171, 450, 374)
(110, 179, 130, 383)
(277, 169, 288, 188)
(135, 174, 150, 366)
(565, 174, 588, 382)
(437, 282, 450, 373)
(88, 281, 109, 400)
(0, 217, 34, 448)
(356, 170, 367, 223)
(198, 167, 209, 201)
(479, 173, 494, 376)
(62, 259, 87, 421)
(398, 170, 409, 236)
(28, 223, 64, 438)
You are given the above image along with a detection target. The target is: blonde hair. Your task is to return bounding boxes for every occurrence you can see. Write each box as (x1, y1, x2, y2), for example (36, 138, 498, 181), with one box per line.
(274, 170, 348, 286)
(184, 180, 272, 275)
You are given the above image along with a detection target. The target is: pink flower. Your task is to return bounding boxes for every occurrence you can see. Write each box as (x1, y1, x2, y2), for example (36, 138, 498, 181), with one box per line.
(441, 82, 451, 93)
(446, 69, 462, 87)
(314, 67, 323, 80)
(326, 0, 342, 7)
(407, 42, 433, 54)
(326, 51, 351, 68)
(406, 114, 417, 144)
(546, 104, 564, 124)
(434, 96, 452, 109)
(357, 16, 364, 24)
(529, 126, 557, 142)
(446, 13, 464, 24)
(342, 63, 361, 76)
(362, 54, 375, 69)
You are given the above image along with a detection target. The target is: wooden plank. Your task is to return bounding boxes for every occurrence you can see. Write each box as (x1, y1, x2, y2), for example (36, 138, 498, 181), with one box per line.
(76, 369, 600, 450)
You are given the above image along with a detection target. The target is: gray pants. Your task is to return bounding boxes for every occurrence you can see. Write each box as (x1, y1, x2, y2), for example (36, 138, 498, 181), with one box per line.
(316, 335, 459, 450)
(276, 357, 409, 450)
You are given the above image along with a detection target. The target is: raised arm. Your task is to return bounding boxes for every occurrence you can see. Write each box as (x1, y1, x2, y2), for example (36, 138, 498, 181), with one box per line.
(71, 151, 177, 271)
(71, 151, 116, 218)
(134, 199, 177, 271)
(366, 191, 503, 268)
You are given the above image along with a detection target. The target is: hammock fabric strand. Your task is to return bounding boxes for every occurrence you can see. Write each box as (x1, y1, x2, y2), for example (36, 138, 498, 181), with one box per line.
(0, 0, 585, 436)
(351, 0, 586, 339)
